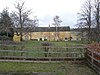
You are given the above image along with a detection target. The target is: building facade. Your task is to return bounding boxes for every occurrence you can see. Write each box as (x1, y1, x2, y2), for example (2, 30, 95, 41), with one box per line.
(22, 26, 71, 41)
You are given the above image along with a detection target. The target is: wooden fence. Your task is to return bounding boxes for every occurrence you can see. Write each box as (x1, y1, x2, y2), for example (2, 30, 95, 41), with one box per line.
(0, 44, 99, 74)
(0, 46, 86, 62)
(86, 48, 100, 74)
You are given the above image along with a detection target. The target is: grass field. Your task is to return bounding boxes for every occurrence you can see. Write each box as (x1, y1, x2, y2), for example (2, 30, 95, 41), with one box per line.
(0, 40, 97, 75)
(0, 40, 86, 58)
(0, 62, 97, 75)
(24, 40, 86, 47)
(24, 41, 86, 58)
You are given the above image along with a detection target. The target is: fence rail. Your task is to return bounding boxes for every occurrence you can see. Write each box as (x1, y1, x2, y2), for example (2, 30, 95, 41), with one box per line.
(86, 48, 100, 74)
(0, 46, 86, 62)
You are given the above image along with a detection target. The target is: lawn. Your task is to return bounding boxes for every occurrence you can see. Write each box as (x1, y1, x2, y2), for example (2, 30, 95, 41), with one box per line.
(21, 40, 86, 58)
(0, 62, 97, 75)
(23, 40, 86, 47)
(0, 40, 97, 75)
(0, 40, 86, 58)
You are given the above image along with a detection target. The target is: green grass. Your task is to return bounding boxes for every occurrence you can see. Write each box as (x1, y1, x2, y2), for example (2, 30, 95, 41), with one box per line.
(0, 40, 87, 58)
(0, 62, 97, 75)
(24, 40, 86, 47)
(23, 40, 86, 58)
(0, 40, 97, 75)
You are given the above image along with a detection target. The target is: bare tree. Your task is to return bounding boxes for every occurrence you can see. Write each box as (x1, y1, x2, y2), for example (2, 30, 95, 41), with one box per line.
(77, 0, 93, 43)
(11, 1, 32, 41)
(93, 0, 100, 42)
(29, 16, 39, 40)
(52, 16, 62, 41)
(33, 16, 39, 27)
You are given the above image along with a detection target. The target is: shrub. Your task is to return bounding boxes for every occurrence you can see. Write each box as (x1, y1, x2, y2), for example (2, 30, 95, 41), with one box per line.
(0, 30, 14, 40)
(87, 43, 100, 52)
(0, 36, 12, 41)
(41, 42, 52, 46)
(41, 42, 52, 57)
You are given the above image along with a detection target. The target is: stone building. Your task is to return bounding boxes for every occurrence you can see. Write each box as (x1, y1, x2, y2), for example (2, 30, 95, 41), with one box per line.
(22, 26, 71, 41)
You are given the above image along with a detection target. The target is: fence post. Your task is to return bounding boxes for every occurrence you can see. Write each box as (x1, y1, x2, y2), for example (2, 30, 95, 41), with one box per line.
(91, 50, 94, 66)
(13, 45, 16, 56)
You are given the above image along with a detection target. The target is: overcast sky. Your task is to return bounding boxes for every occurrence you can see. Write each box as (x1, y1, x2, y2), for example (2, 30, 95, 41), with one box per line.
(0, 0, 85, 28)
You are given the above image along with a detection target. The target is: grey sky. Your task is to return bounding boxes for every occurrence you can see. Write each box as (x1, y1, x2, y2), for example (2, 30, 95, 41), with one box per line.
(0, 0, 85, 28)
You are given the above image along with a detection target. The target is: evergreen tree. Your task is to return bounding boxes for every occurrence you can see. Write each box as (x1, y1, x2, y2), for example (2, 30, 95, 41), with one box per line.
(0, 8, 14, 40)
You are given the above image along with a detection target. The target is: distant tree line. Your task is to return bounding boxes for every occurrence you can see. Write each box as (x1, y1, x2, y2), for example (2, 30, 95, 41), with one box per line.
(77, 0, 100, 43)
(0, 0, 39, 41)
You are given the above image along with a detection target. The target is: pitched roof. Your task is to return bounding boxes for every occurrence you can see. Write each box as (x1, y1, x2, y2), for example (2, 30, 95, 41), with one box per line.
(17, 26, 70, 32)
(34, 26, 70, 32)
